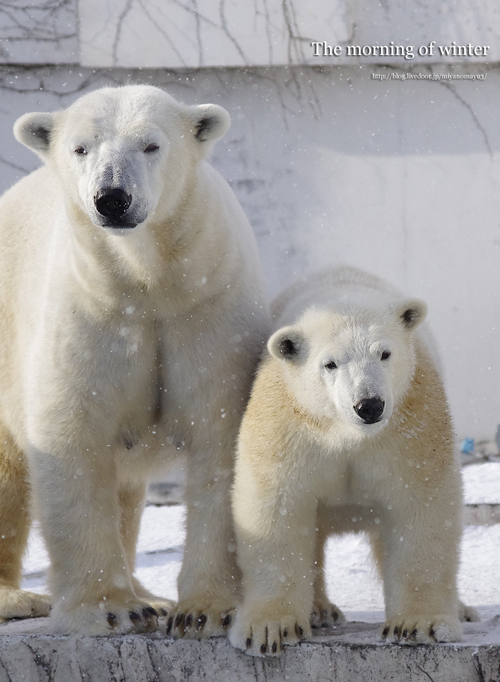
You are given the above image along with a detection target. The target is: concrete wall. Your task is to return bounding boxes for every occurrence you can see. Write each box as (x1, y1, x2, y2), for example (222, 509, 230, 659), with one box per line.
(0, 1, 498, 440)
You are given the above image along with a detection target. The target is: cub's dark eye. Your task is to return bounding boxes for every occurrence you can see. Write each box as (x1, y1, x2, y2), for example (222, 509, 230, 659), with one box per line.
(324, 361, 337, 371)
(381, 350, 391, 360)
(74, 146, 87, 155)
(144, 143, 159, 153)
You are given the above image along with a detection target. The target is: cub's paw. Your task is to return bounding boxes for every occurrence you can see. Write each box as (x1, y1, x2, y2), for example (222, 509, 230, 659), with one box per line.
(0, 586, 51, 620)
(381, 614, 463, 645)
(310, 600, 345, 629)
(167, 601, 235, 639)
(229, 612, 312, 657)
(51, 598, 159, 635)
(458, 600, 481, 623)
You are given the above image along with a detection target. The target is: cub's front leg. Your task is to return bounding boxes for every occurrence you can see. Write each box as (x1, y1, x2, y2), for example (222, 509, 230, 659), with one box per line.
(376, 492, 463, 645)
(229, 457, 316, 657)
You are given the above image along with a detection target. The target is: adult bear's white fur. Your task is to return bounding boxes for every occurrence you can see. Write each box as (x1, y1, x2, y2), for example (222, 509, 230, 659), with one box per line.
(0, 85, 270, 635)
(230, 266, 477, 656)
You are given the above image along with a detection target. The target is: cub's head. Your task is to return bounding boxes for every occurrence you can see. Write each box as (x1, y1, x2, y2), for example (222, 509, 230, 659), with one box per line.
(13, 85, 230, 230)
(268, 298, 427, 437)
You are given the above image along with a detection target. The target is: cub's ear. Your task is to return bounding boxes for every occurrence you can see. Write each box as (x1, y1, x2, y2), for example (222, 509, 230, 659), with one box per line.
(394, 299, 428, 330)
(14, 112, 56, 159)
(268, 325, 305, 361)
(186, 103, 231, 144)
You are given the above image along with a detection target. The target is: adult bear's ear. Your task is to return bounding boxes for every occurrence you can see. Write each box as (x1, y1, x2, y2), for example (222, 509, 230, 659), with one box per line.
(14, 112, 56, 159)
(268, 325, 305, 361)
(187, 103, 231, 144)
(393, 299, 428, 330)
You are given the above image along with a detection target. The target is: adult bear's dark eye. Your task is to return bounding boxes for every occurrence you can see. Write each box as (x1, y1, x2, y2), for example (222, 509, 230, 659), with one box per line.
(144, 143, 159, 153)
(381, 350, 391, 360)
(324, 360, 337, 370)
(74, 146, 87, 155)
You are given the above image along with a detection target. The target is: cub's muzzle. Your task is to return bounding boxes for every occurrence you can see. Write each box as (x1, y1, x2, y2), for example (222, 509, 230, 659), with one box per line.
(354, 397, 385, 424)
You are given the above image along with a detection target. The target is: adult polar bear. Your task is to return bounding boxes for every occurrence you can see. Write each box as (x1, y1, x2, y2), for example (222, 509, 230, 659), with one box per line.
(231, 266, 474, 656)
(0, 85, 270, 635)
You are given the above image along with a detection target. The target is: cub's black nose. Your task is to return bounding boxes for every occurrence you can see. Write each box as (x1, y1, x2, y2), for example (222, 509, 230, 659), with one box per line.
(94, 188, 132, 218)
(354, 398, 385, 424)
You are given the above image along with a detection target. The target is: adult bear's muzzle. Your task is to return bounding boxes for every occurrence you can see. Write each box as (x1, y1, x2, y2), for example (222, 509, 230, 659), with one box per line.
(94, 188, 134, 228)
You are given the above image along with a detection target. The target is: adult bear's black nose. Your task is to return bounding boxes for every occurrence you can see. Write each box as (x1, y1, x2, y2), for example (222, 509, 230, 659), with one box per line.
(354, 398, 385, 424)
(94, 188, 132, 218)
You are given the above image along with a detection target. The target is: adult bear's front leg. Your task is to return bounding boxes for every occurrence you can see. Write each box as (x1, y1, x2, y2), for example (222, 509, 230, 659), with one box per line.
(0, 427, 51, 621)
(29, 443, 159, 635)
(163, 316, 269, 640)
(23, 293, 160, 634)
(168, 436, 241, 639)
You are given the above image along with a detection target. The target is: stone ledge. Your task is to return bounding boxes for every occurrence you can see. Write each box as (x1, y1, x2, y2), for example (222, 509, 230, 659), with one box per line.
(0, 618, 498, 682)
(463, 504, 500, 526)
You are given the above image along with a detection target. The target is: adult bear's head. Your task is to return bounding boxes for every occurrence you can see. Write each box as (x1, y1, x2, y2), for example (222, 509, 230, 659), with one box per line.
(14, 85, 230, 231)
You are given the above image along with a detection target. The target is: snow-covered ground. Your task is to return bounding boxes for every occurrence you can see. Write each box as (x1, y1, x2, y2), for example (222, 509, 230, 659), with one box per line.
(19, 462, 500, 639)
(463, 461, 500, 505)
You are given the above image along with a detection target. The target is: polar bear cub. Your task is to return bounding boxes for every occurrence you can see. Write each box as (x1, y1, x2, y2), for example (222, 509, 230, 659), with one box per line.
(0, 85, 270, 635)
(230, 266, 467, 656)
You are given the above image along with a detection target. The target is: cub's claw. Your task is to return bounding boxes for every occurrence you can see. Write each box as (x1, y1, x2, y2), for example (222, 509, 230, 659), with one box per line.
(381, 614, 462, 645)
(229, 612, 311, 656)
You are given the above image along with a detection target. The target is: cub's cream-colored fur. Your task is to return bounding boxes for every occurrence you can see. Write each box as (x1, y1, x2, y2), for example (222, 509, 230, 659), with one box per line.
(230, 266, 476, 656)
(0, 85, 270, 635)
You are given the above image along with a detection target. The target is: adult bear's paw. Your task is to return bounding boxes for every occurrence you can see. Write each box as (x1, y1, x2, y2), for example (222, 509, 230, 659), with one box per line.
(167, 599, 236, 639)
(310, 599, 345, 628)
(458, 600, 480, 623)
(51, 597, 159, 635)
(0, 586, 51, 620)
